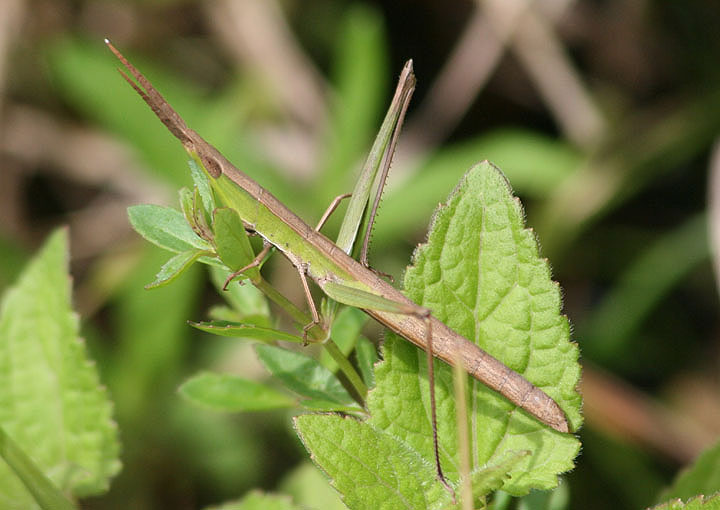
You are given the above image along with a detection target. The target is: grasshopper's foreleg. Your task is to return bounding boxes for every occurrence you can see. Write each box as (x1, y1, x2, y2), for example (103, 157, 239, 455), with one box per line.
(222, 241, 273, 290)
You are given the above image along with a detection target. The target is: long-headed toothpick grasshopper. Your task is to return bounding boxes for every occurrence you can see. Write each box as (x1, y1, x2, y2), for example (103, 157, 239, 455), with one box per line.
(106, 40, 570, 491)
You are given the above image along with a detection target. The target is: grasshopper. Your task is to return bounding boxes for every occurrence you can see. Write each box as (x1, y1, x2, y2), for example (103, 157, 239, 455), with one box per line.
(106, 40, 570, 492)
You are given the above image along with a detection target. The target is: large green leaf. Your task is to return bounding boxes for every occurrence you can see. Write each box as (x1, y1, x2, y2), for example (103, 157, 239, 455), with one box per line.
(0, 229, 120, 506)
(296, 162, 582, 508)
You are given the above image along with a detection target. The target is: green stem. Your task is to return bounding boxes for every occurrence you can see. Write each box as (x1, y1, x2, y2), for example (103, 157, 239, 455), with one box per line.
(253, 276, 314, 329)
(252, 276, 368, 400)
(324, 338, 368, 400)
(0, 425, 77, 510)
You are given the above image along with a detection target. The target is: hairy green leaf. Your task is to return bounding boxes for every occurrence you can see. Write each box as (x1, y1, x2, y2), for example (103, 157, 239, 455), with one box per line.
(295, 415, 450, 509)
(179, 372, 295, 412)
(297, 162, 582, 507)
(0, 229, 120, 506)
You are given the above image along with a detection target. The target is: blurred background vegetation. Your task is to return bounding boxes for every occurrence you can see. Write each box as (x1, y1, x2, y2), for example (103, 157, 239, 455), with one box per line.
(1, 0, 720, 508)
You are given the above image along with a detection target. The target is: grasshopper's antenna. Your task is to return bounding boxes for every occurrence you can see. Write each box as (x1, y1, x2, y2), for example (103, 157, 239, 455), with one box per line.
(104, 38, 192, 146)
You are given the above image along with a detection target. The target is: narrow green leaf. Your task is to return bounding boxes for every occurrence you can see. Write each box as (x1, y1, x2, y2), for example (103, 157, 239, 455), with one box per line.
(128, 204, 211, 252)
(355, 336, 378, 388)
(299, 399, 363, 415)
(255, 345, 354, 406)
(189, 158, 216, 217)
(189, 321, 302, 343)
(203, 489, 302, 510)
(179, 186, 212, 243)
(179, 186, 196, 225)
(180, 372, 295, 412)
(662, 438, 720, 502)
(146, 249, 211, 289)
(0, 229, 120, 506)
(213, 208, 259, 279)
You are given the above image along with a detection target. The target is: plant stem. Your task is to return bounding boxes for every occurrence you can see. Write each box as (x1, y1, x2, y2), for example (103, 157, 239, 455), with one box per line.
(323, 337, 368, 400)
(252, 276, 368, 400)
(0, 425, 77, 510)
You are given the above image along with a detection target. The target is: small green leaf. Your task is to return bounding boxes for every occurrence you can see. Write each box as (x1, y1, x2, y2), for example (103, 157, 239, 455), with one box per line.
(179, 187, 212, 243)
(662, 438, 720, 503)
(213, 208, 259, 279)
(180, 372, 295, 412)
(355, 336, 377, 388)
(146, 249, 211, 289)
(128, 204, 211, 252)
(255, 345, 354, 405)
(189, 159, 216, 217)
(0, 229, 120, 506)
(189, 321, 302, 343)
(203, 489, 302, 510)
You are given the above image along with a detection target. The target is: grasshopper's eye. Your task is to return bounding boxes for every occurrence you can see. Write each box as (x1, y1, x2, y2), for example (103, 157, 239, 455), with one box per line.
(200, 153, 222, 178)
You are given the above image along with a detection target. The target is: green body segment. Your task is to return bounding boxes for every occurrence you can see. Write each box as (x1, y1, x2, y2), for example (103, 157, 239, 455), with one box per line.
(208, 168, 359, 288)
